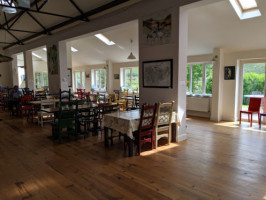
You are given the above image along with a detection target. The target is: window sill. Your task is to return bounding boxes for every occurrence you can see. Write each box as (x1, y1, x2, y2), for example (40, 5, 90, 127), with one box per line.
(186, 94, 212, 98)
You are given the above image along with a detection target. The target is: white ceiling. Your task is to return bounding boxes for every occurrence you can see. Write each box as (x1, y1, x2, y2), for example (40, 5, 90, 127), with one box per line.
(17, 0, 266, 65)
(70, 20, 139, 67)
(188, 0, 266, 55)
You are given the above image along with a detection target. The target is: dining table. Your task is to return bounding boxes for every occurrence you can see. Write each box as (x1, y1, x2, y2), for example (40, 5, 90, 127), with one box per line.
(103, 109, 180, 156)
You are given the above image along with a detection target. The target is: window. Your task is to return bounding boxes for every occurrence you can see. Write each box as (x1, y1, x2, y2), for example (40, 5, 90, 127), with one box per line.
(92, 69, 106, 91)
(186, 63, 213, 95)
(35, 72, 48, 89)
(120, 67, 139, 92)
(74, 71, 86, 90)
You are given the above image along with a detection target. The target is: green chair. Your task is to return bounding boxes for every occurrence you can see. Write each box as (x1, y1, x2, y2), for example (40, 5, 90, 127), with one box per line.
(52, 101, 78, 143)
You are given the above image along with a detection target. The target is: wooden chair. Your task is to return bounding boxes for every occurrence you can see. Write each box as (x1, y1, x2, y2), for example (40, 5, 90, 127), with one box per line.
(78, 105, 98, 137)
(132, 103, 157, 155)
(108, 94, 126, 110)
(155, 101, 174, 148)
(59, 89, 71, 101)
(77, 89, 86, 99)
(240, 97, 261, 127)
(19, 95, 34, 117)
(38, 99, 56, 127)
(52, 101, 78, 143)
(134, 95, 139, 109)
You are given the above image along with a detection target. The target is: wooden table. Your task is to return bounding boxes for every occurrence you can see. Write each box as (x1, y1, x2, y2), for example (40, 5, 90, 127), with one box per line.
(41, 103, 97, 113)
(103, 109, 180, 156)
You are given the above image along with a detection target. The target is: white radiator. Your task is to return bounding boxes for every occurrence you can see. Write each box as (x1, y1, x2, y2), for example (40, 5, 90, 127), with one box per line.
(187, 96, 210, 112)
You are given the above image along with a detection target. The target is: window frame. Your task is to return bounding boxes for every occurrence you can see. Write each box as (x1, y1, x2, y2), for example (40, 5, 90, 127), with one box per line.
(91, 69, 106, 91)
(187, 62, 213, 96)
(120, 67, 139, 92)
(35, 71, 48, 89)
(73, 70, 85, 91)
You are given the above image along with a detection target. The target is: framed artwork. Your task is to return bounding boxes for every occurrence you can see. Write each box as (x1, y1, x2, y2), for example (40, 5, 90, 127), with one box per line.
(224, 66, 235, 80)
(142, 11, 171, 46)
(114, 74, 120, 79)
(67, 68, 72, 87)
(143, 59, 173, 88)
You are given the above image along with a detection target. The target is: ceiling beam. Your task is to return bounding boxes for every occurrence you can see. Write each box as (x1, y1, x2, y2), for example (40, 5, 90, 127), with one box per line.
(0, 3, 86, 21)
(2, 0, 43, 28)
(69, 0, 89, 22)
(3, 0, 131, 50)
(38, 0, 48, 11)
(26, 11, 51, 35)
(0, 27, 39, 34)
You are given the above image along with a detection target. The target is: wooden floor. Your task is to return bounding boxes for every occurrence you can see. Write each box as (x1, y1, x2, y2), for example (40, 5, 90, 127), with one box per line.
(1, 111, 266, 200)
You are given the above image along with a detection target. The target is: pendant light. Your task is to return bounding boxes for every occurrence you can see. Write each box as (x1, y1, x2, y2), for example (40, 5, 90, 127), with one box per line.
(127, 39, 136, 60)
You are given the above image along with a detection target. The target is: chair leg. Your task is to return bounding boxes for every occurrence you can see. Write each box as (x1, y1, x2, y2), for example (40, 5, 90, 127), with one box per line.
(260, 114, 262, 128)
(239, 112, 242, 124)
(250, 114, 252, 127)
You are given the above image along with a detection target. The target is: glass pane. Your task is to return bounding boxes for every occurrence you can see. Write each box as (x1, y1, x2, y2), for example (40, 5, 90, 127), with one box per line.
(75, 72, 81, 89)
(35, 72, 41, 89)
(242, 63, 265, 110)
(43, 72, 48, 87)
(125, 69, 131, 88)
(187, 65, 190, 93)
(82, 72, 85, 89)
(95, 70, 100, 89)
(205, 64, 213, 94)
(192, 64, 203, 94)
(132, 67, 139, 91)
(100, 70, 105, 89)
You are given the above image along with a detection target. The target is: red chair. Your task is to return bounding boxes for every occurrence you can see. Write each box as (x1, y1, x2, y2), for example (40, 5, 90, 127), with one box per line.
(77, 89, 86, 100)
(240, 97, 261, 127)
(133, 103, 157, 155)
(19, 95, 34, 117)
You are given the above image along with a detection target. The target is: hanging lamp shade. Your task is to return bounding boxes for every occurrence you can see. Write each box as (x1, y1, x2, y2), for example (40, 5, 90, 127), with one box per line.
(127, 39, 136, 60)
(0, 54, 13, 63)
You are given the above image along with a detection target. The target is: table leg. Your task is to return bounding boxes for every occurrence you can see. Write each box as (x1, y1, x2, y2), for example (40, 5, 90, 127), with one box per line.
(128, 138, 133, 157)
(104, 127, 109, 147)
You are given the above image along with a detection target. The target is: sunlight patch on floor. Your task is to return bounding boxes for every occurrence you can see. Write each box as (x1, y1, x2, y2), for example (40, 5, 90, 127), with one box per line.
(213, 121, 266, 133)
(140, 143, 179, 156)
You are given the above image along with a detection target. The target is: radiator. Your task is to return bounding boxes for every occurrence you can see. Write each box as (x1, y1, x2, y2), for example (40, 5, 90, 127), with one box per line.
(187, 96, 210, 112)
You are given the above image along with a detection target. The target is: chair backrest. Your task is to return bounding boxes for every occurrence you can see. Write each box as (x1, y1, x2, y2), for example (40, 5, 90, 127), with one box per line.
(124, 89, 129, 96)
(108, 94, 118, 103)
(135, 95, 139, 106)
(139, 103, 157, 132)
(41, 99, 55, 109)
(21, 95, 34, 105)
(102, 103, 120, 114)
(59, 89, 71, 101)
(156, 101, 174, 127)
(248, 97, 261, 112)
(23, 89, 34, 95)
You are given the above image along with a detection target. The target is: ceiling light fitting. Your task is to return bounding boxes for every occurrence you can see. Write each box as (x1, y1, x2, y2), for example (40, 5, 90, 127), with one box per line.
(1, 0, 17, 14)
(127, 40, 136, 60)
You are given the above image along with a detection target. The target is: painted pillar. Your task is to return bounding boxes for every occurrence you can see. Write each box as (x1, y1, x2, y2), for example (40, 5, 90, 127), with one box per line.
(106, 60, 113, 93)
(211, 48, 224, 121)
(139, 4, 187, 142)
(11, 54, 18, 87)
(58, 41, 72, 92)
(24, 50, 34, 90)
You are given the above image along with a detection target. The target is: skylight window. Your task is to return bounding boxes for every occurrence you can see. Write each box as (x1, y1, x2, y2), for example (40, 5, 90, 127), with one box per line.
(95, 33, 115, 46)
(71, 47, 78, 52)
(32, 52, 41, 59)
(229, 0, 261, 20)
(238, 0, 257, 10)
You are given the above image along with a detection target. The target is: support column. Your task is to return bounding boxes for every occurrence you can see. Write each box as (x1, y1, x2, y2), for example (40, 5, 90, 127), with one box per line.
(106, 60, 113, 93)
(24, 51, 34, 90)
(211, 48, 224, 121)
(58, 41, 72, 92)
(11, 54, 18, 87)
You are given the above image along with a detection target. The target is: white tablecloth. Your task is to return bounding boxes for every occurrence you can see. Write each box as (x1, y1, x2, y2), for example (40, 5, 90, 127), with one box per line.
(103, 110, 180, 139)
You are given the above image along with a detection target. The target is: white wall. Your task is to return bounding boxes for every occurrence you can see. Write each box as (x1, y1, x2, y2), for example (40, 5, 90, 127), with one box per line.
(223, 49, 266, 121)
(0, 49, 13, 87)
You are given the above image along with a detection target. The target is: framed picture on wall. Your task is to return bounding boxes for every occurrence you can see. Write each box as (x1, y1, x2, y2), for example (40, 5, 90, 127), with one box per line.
(143, 59, 173, 88)
(224, 66, 235, 80)
(114, 74, 120, 79)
